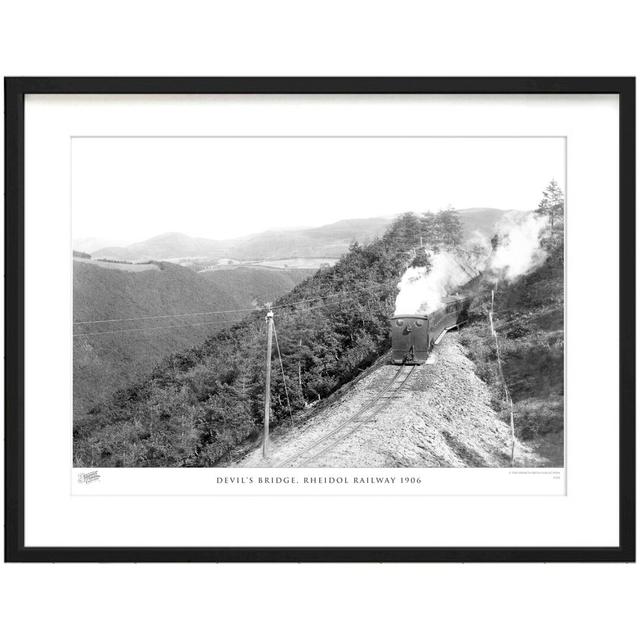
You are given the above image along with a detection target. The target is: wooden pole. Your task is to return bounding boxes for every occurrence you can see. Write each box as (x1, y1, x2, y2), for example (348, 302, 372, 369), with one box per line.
(509, 398, 516, 466)
(263, 306, 274, 458)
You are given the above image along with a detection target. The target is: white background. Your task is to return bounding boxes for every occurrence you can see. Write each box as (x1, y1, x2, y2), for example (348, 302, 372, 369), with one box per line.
(1, 2, 638, 639)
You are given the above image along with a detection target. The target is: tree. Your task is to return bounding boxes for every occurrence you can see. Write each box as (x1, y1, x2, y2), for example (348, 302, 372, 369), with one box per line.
(421, 208, 463, 250)
(436, 208, 463, 248)
(536, 179, 564, 230)
(391, 212, 424, 246)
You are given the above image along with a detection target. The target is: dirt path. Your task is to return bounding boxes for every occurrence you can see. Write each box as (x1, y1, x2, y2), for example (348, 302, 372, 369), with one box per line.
(237, 332, 542, 468)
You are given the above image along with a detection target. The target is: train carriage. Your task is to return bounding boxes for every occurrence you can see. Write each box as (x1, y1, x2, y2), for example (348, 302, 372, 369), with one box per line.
(391, 294, 471, 364)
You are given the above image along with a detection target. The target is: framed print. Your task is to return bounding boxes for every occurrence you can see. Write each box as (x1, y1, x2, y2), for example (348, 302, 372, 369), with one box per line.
(4, 77, 635, 562)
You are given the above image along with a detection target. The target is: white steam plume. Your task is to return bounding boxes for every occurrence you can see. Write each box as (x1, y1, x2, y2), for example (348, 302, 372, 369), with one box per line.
(394, 253, 479, 315)
(488, 211, 547, 281)
(394, 211, 547, 315)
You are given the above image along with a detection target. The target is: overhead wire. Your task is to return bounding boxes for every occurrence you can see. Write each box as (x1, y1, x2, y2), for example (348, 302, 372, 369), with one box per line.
(73, 281, 395, 326)
(73, 291, 390, 337)
(73, 307, 256, 325)
(73, 285, 396, 338)
(73, 317, 258, 337)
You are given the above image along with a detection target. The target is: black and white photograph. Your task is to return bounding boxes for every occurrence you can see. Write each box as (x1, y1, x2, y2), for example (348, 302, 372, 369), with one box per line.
(72, 136, 565, 470)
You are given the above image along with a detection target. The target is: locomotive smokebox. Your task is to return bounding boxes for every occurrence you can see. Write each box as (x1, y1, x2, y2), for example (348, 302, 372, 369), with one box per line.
(391, 314, 430, 364)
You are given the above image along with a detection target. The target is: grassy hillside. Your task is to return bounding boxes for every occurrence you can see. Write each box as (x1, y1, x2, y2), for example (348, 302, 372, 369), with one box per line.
(200, 267, 315, 308)
(74, 261, 312, 420)
(458, 239, 564, 465)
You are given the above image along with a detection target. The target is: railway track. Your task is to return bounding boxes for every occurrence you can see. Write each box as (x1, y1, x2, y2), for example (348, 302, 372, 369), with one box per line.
(275, 364, 417, 468)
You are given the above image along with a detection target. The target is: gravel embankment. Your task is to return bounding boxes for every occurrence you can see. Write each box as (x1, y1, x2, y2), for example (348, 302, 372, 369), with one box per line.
(237, 332, 540, 468)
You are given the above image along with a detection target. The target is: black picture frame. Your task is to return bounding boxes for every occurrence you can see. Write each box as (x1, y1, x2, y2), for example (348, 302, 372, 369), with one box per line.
(4, 77, 636, 563)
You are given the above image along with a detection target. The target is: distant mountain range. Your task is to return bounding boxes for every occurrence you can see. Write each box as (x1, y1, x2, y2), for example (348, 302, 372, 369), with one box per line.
(91, 232, 226, 262)
(81, 209, 522, 263)
(88, 217, 393, 262)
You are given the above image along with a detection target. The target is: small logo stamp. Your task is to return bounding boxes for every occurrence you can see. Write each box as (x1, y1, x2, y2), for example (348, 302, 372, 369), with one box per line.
(78, 470, 101, 484)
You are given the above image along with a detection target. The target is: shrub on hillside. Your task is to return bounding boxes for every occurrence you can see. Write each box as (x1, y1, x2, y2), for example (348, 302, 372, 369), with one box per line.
(74, 214, 428, 467)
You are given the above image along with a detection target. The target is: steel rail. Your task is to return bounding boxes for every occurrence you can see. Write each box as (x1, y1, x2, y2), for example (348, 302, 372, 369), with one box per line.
(301, 365, 417, 466)
(274, 366, 405, 468)
(276, 365, 416, 468)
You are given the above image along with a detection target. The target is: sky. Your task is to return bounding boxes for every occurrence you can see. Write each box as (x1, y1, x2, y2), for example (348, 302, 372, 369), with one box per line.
(72, 136, 565, 246)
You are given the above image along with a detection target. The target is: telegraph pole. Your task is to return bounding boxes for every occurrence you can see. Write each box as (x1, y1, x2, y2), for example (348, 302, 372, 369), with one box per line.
(263, 304, 274, 458)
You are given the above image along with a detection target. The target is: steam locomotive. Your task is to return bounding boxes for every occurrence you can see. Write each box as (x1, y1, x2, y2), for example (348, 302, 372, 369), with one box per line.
(391, 295, 472, 365)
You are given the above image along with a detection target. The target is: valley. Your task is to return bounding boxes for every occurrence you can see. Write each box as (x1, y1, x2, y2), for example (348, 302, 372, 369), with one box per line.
(73, 259, 313, 419)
